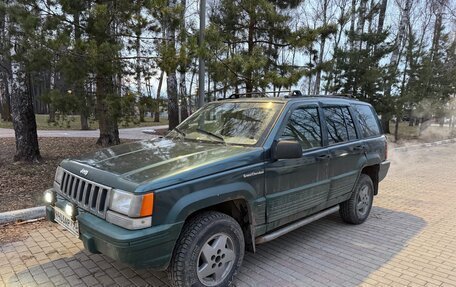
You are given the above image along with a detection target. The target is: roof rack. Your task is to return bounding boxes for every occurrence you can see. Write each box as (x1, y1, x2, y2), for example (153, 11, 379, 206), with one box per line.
(290, 93, 354, 99)
(216, 90, 354, 100)
(227, 90, 302, 99)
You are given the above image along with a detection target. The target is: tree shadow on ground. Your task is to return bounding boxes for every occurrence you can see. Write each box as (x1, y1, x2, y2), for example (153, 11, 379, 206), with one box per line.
(8, 206, 425, 287)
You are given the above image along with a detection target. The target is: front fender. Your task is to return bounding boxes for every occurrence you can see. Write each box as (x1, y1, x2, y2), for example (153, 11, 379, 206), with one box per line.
(165, 182, 256, 224)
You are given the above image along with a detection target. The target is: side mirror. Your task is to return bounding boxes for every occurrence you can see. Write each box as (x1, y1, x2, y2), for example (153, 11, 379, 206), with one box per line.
(273, 140, 302, 160)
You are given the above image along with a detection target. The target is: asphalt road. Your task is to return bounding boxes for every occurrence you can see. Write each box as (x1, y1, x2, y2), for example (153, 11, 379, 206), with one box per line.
(0, 126, 168, 140)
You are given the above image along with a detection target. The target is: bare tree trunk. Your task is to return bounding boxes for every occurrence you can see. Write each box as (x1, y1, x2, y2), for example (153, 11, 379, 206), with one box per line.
(246, 13, 255, 94)
(349, 0, 357, 51)
(166, 18, 179, 129)
(384, 0, 409, 135)
(324, 1, 348, 94)
(155, 70, 164, 122)
(48, 104, 56, 123)
(379, 0, 392, 133)
(178, 0, 189, 121)
(314, 0, 329, 95)
(430, 2, 444, 63)
(74, 9, 89, 130)
(356, 0, 367, 50)
(11, 65, 41, 162)
(179, 72, 189, 120)
(0, 70, 12, 121)
(377, 0, 387, 42)
(96, 75, 120, 146)
(188, 68, 196, 113)
(164, 0, 179, 130)
(136, 19, 145, 123)
(394, 118, 400, 142)
(167, 72, 179, 130)
(0, 5, 12, 122)
(207, 72, 211, 101)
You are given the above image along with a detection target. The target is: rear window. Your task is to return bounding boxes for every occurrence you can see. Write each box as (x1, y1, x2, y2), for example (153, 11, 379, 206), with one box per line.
(323, 107, 349, 144)
(352, 104, 381, 137)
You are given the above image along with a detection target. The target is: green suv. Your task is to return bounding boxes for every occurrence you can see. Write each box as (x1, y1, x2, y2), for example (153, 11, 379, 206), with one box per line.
(44, 93, 390, 287)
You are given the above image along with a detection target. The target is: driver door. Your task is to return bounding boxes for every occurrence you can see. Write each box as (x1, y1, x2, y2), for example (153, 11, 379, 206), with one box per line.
(265, 105, 330, 231)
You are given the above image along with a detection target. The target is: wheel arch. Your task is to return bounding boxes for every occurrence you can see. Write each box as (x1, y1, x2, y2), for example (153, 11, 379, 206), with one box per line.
(181, 198, 256, 254)
(163, 182, 258, 255)
(360, 164, 380, 195)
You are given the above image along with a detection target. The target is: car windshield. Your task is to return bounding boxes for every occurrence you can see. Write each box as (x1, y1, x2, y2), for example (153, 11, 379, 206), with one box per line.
(169, 101, 283, 146)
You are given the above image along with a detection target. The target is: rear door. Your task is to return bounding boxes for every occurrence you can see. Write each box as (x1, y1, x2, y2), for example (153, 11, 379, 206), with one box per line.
(265, 104, 330, 231)
(322, 106, 366, 202)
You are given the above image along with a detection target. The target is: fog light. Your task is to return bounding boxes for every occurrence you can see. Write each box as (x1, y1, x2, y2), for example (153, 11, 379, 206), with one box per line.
(44, 189, 55, 204)
(65, 203, 75, 217)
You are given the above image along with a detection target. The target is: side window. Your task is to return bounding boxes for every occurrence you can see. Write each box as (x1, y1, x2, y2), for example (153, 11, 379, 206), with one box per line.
(282, 107, 322, 150)
(342, 107, 357, 140)
(352, 104, 381, 137)
(324, 107, 349, 144)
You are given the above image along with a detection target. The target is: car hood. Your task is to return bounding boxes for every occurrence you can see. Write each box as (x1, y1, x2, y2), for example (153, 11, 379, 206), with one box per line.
(62, 137, 263, 191)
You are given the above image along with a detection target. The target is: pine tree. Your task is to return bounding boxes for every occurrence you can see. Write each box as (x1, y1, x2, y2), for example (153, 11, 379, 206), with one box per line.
(330, 0, 393, 113)
(206, 0, 321, 94)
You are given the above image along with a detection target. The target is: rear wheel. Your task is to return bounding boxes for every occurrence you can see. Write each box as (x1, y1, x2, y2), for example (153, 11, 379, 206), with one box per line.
(168, 211, 245, 287)
(339, 174, 374, 224)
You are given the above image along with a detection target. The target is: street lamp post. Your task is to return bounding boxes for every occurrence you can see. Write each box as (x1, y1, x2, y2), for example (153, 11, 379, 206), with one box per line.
(198, 0, 206, 108)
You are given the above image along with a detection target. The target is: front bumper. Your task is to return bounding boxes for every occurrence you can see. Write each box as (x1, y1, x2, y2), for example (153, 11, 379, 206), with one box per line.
(379, 160, 390, 182)
(46, 199, 183, 270)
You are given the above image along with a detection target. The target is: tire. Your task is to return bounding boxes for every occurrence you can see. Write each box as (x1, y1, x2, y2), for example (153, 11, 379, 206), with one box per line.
(168, 211, 245, 287)
(339, 174, 374, 225)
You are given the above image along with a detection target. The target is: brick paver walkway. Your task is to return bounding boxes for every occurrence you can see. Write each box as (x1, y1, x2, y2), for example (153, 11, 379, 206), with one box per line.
(1, 144, 456, 287)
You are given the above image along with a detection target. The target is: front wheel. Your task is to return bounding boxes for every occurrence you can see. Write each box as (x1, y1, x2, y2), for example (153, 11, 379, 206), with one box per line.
(339, 174, 374, 224)
(168, 211, 245, 287)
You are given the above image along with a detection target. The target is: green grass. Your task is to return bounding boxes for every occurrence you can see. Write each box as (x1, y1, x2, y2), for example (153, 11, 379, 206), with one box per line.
(0, 114, 168, 130)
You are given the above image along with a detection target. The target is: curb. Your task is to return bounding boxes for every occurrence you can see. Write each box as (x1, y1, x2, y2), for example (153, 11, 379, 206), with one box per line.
(0, 206, 46, 225)
(392, 138, 456, 153)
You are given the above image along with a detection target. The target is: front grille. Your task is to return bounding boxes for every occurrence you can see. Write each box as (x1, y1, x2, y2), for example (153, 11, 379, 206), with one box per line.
(59, 170, 111, 218)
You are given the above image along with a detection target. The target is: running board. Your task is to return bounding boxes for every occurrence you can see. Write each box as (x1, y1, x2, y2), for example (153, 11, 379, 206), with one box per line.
(255, 205, 340, 244)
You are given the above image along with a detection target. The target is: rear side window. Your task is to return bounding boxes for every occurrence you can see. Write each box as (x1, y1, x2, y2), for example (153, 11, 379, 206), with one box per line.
(342, 107, 357, 140)
(282, 107, 322, 150)
(352, 104, 381, 137)
(323, 107, 349, 144)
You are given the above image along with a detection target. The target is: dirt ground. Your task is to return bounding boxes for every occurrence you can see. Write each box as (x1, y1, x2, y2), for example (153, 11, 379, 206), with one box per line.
(0, 220, 50, 245)
(0, 137, 116, 213)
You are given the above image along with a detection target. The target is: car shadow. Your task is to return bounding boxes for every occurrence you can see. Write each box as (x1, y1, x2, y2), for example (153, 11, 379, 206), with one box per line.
(8, 206, 425, 287)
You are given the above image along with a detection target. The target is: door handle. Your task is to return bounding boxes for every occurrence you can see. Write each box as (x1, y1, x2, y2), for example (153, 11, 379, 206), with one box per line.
(352, 145, 365, 152)
(316, 154, 330, 161)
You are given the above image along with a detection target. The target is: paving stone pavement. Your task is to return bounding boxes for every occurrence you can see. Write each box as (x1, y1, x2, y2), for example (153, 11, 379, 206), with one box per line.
(1, 144, 456, 287)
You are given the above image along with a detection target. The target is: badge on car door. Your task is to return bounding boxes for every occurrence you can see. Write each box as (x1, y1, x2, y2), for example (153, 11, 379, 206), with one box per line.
(243, 170, 264, 178)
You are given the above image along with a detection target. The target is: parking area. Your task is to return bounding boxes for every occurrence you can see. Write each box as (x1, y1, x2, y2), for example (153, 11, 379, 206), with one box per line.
(1, 144, 456, 287)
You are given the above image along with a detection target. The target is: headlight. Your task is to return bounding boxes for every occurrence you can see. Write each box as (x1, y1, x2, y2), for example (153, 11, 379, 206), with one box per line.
(43, 189, 56, 204)
(110, 190, 134, 215)
(54, 166, 64, 184)
(109, 189, 154, 218)
(65, 203, 75, 217)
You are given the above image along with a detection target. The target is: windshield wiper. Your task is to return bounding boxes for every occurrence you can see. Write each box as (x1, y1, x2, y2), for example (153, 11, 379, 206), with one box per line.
(196, 128, 225, 143)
